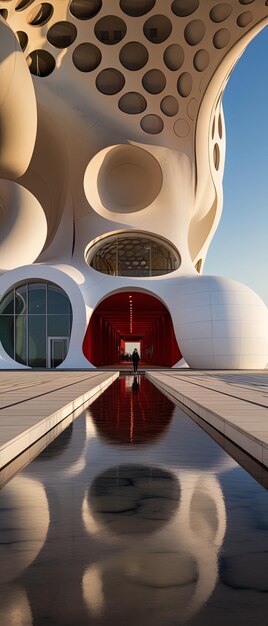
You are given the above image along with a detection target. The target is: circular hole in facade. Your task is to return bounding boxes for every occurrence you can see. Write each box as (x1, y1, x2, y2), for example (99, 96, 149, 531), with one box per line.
(218, 114, 223, 138)
(213, 143, 220, 170)
(0, 8, 8, 18)
(94, 145, 163, 213)
(69, 0, 102, 20)
(142, 69, 166, 94)
(184, 19, 206, 46)
(160, 95, 179, 117)
(213, 28, 231, 48)
(209, 3, 233, 22)
(140, 114, 163, 134)
(118, 92, 147, 114)
(16, 30, 28, 50)
(163, 44, 184, 71)
(15, 0, 35, 10)
(119, 0, 156, 17)
(143, 15, 172, 43)
(73, 42, 101, 71)
(119, 41, 148, 70)
(177, 72, 192, 97)
(212, 116, 215, 139)
(193, 49, 209, 71)
(96, 68, 125, 95)
(237, 11, 253, 26)
(26, 49, 55, 76)
(239, 0, 254, 3)
(171, 0, 199, 16)
(47, 21, 77, 48)
(27, 3, 53, 26)
(95, 15, 126, 45)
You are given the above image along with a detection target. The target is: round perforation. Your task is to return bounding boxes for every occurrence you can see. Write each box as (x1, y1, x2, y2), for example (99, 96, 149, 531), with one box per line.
(163, 44, 184, 71)
(73, 43, 101, 72)
(184, 20, 206, 46)
(213, 143, 220, 170)
(213, 28, 231, 48)
(193, 49, 209, 71)
(95, 15, 127, 45)
(140, 114, 164, 134)
(143, 15, 172, 43)
(239, 0, 255, 4)
(171, 0, 199, 17)
(27, 3, 53, 26)
(0, 8, 8, 18)
(118, 92, 147, 114)
(47, 21, 77, 48)
(209, 4, 233, 23)
(15, 0, 35, 10)
(96, 68, 125, 95)
(160, 96, 179, 117)
(16, 30, 28, 50)
(119, 0, 156, 17)
(218, 113, 223, 138)
(26, 49, 55, 76)
(237, 11, 253, 26)
(119, 41, 148, 71)
(177, 72, 193, 97)
(69, 0, 102, 20)
(142, 69, 166, 94)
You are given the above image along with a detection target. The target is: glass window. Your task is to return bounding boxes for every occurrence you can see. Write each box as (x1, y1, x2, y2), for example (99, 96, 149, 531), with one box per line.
(47, 284, 71, 314)
(0, 315, 14, 359)
(15, 284, 28, 314)
(15, 315, 27, 365)
(29, 283, 46, 314)
(48, 315, 71, 337)
(28, 315, 46, 367)
(0, 290, 14, 314)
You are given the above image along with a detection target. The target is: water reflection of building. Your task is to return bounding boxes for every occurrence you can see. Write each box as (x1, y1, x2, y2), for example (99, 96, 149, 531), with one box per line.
(0, 377, 237, 625)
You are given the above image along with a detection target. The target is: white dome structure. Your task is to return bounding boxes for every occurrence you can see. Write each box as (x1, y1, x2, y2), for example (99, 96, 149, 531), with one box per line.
(0, 1, 267, 369)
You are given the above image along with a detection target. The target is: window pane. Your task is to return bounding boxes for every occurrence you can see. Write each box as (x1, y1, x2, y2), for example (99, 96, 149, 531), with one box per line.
(0, 315, 14, 358)
(29, 283, 46, 314)
(28, 315, 46, 367)
(15, 284, 28, 314)
(15, 315, 27, 365)
(47, 284, 71, 314)
(0, 290, 14, 314)
(47, 315, 71, 337)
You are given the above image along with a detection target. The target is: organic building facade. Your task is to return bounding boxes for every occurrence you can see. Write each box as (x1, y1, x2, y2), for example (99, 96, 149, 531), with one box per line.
(0, 0, 267, 369)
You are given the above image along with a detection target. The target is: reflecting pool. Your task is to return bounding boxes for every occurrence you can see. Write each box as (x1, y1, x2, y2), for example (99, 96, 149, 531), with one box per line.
(0, 375, 267, 626)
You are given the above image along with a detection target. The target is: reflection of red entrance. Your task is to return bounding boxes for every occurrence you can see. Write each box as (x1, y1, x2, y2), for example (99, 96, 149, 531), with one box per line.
(83, 292, 182, 367)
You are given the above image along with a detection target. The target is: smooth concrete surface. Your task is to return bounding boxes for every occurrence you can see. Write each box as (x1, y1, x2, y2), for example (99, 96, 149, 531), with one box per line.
(0, 371, 119, 470)
(146, 370, 268, 468)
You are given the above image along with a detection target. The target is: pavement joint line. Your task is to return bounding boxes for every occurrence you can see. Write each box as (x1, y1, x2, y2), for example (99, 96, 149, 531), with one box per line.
(163, 373, 268, 409)
(0, 372, 108, 411)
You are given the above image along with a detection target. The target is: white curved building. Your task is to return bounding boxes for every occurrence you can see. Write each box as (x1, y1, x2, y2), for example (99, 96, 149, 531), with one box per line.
(0, 0, 267, 369)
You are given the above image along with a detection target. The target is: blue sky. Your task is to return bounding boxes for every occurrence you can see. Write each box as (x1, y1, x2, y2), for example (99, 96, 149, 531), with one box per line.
(204, 25, 268, 307)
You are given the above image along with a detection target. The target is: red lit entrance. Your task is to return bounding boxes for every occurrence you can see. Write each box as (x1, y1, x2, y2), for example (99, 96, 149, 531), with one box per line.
(83, 292, 182, 367)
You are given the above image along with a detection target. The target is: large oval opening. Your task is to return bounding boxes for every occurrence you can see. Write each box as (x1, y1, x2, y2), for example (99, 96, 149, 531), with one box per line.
(83, 291, 181, 367)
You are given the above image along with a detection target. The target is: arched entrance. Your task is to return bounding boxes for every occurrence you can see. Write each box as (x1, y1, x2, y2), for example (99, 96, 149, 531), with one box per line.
(83, 291, 181, 367)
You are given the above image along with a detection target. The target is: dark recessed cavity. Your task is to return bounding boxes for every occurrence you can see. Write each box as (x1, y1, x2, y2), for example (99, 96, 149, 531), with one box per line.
(143, 15, 172, 43)
(140, 114, 164, 134)
(73, 42, 101, 72)
(119, 41, 148, 71)
(172, 0, 199, 17)
(16, 30, 28, 51)
(142, 69, 166, 94)
(26, 49, 55, 77)
(118, 92, 147, 114)
(27, 3, 53, 26)
(47, 21, 77, 48)
(119, 0, 156, 17)
(209, 3, 233, 23)
(96, 68, 125, 95)
(164, 44, 184, 71)
(160, 95, 179, 117)
(95, 15, 127, 45)
(0, 8, 8, 18)
(15, 0, 35, 10)
(69, 0, 102, 20)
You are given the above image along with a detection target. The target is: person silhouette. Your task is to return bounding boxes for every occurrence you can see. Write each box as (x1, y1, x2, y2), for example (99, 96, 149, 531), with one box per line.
(132, 348, 140, 374)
